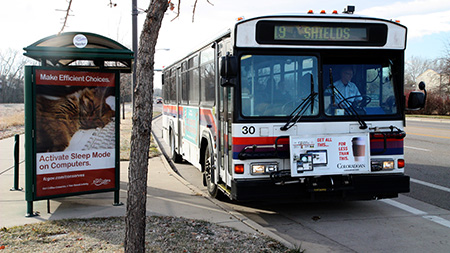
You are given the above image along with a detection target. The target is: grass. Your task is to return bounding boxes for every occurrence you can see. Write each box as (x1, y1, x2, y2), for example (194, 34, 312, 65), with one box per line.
(0, 112, 24, 131)
(119, 110, 161, 161)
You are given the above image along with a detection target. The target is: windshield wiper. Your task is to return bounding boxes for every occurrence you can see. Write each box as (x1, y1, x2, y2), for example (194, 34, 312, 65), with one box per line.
(281, 74, 317, 131)
(328, 68, 368, 129)
(280, 92, 317, 131)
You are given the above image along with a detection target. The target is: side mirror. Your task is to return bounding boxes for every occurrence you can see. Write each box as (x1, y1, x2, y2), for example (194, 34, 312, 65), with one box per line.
(407, 81, 427, 110)
(161, 73, 165, 85)
(220, 55, 237, 87)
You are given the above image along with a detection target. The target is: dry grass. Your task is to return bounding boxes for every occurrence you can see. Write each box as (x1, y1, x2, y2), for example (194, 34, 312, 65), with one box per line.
(119, 110, 161, 161)
(0, 113, 24, 131)
(0, 216, 293, 252)
(0, 104, 25, 139)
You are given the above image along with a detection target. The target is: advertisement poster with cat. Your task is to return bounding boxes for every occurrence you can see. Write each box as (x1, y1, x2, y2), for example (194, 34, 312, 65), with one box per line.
(33, 69, 118, 198)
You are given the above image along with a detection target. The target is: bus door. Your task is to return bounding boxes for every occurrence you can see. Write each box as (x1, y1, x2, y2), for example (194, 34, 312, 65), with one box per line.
(218, 42, 233, 187)
(218, 62, 227, 183)
(219, 85, 233, 183)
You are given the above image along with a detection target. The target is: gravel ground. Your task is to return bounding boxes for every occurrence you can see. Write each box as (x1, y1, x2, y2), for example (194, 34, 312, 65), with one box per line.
(0, 216, 292, 252)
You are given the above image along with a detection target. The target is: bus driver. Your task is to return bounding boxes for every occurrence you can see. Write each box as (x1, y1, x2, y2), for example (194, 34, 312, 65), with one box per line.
(325, 66, 365, 115)
(333, 66, 362, 105)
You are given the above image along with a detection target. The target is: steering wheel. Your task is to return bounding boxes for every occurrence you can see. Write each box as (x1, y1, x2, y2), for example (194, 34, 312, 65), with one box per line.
(337, 95, 372, 109)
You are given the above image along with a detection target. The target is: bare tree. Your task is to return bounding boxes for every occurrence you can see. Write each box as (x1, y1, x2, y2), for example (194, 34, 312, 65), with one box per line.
(441, 39, 450, 75)
(405, 56, 434, 90)
(438, 39, 450, 95)
(125, 0, 168, 251)
(125, 1, 214, 250)
(0, 49, 31, 102)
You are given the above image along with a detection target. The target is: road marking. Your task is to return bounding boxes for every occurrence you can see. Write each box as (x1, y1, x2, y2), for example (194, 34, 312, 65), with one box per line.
(404, 146, 431, 152)
(381, 199, 427, 215)
(406, 132, 450, 139)
(381, 199, 450, 229)
(410, 178, 450, 193)
(423, 215, 450, 228)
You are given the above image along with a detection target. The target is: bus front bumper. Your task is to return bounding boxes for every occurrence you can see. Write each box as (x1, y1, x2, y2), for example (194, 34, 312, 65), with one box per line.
(231, 174, 410, 201)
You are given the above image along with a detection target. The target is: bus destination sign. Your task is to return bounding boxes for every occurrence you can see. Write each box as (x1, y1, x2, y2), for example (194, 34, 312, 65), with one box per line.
(274, 25, 368, 42)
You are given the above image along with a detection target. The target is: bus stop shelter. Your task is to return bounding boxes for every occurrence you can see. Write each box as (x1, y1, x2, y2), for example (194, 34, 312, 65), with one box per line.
(23, 32, 133, 216)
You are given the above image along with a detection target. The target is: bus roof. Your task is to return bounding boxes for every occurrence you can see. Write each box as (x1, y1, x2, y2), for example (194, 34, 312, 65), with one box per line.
(236, 13, 406, 27)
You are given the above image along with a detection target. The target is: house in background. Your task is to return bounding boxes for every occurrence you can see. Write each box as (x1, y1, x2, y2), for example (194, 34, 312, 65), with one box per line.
(416, 69, 449, 92)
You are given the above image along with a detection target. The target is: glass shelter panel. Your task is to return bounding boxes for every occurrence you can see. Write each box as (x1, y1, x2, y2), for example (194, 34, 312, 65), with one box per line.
(240, 55, 319, 117)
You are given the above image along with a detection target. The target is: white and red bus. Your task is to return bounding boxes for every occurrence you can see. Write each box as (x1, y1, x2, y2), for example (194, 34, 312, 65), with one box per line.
(162, 9, 426, 201)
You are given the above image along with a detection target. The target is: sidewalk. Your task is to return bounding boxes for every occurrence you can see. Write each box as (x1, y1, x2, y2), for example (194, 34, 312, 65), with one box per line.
(0, 134, 293, 248)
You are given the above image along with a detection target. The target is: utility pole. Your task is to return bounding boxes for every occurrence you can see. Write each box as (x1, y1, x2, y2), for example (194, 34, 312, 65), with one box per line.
(132, 0, 138, 112)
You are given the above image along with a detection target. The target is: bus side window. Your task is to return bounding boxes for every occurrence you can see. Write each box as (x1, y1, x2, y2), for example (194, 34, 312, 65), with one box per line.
(181, 62, 188, 104)
(200, 47, 215, 106)
(169, 69, 177, 103)
(188, 55, 199, 105)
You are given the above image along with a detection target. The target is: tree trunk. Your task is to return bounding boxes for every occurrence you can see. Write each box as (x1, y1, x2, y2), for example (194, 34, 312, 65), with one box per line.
(124, 0, 168, 252)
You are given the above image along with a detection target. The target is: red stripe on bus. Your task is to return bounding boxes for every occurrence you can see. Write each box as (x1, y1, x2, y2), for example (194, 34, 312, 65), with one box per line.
(233, 136, 289, 145)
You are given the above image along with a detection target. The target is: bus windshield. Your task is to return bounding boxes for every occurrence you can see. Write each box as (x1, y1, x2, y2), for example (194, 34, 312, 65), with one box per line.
(240, 55, 319, 117)
(240, 55, 398, 118)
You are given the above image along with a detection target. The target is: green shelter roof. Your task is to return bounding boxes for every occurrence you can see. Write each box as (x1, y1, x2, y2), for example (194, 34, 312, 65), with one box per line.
(24, 32, 134, 73)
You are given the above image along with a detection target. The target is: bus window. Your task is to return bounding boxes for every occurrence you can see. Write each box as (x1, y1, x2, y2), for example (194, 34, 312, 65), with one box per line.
(181, 62, 188, 104)
(324, 63, 398, 116)
(163, 74, 169, 103)
(200, 48, 215, 106)
(169, 69, 177, 103)
(240, 55, 318, 117)
(188, 56, 199, 105)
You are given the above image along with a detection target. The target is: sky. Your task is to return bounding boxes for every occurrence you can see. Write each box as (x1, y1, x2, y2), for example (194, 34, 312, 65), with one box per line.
(1, 0, 450, 88)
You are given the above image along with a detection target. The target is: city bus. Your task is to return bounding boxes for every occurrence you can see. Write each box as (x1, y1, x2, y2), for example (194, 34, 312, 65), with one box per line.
(161, 8, 426, 201)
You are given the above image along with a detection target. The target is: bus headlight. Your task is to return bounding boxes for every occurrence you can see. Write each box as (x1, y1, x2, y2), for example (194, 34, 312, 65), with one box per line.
(251, 163, 278, 175)
(383, 160, 395, 170)
(371, 159, 395, 171)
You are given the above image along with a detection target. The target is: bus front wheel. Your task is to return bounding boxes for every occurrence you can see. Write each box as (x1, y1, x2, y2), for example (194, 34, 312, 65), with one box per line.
(203, 143, 219, 198)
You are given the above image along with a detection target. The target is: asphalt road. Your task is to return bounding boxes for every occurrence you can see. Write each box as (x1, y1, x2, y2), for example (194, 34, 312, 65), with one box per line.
(404, 118, 450, 210)
(153, 116, 450, 252)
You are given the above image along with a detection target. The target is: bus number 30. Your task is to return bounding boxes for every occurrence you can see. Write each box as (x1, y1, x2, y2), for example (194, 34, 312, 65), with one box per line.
(242, 126, 256, 135)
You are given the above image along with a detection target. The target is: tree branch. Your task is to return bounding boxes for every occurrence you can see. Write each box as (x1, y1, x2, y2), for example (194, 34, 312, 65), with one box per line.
(192, 0, 198, 22)
(59, 0, 73, 35)
(192, 0, 214, 22)
(170, 0, 181, 22)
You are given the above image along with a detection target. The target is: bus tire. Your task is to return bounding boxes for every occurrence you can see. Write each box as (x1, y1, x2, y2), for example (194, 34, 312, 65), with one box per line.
(170, 131, 182, 163)
(203, 142, 220, 198)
